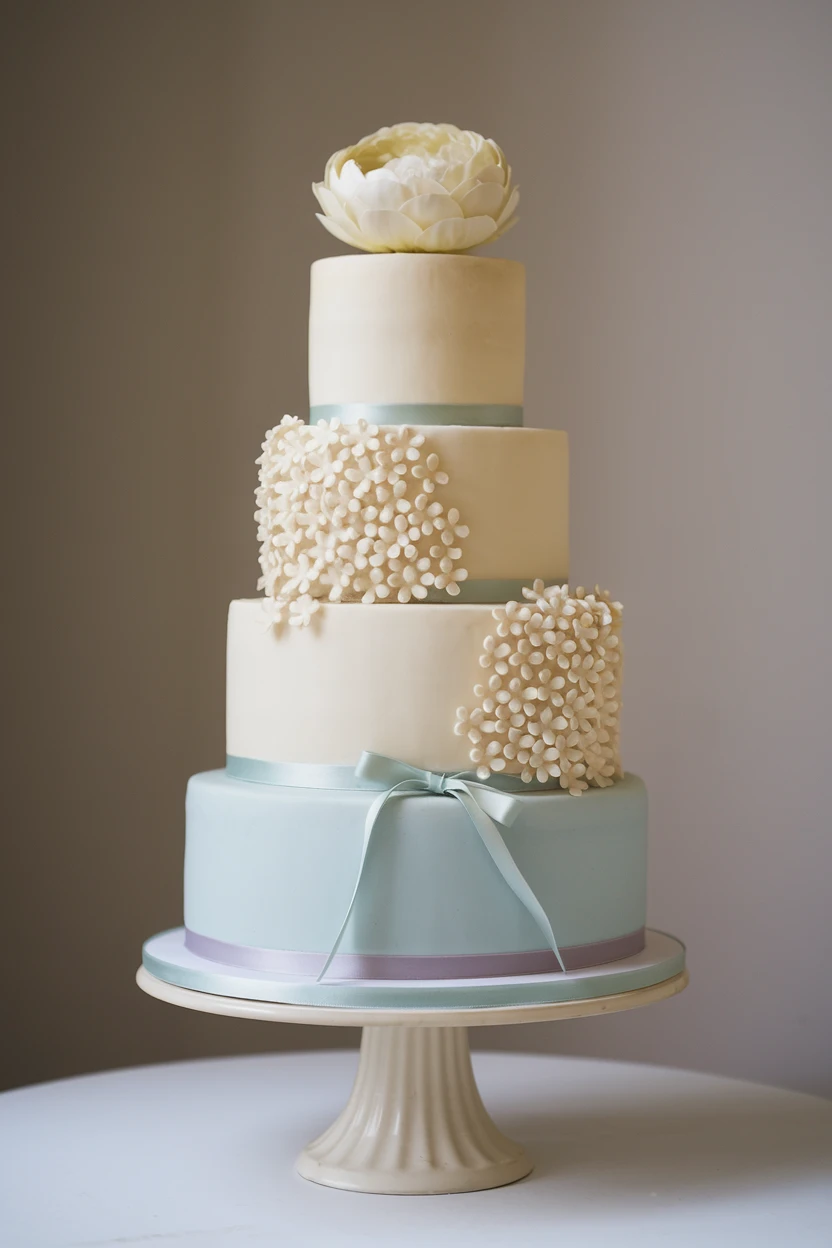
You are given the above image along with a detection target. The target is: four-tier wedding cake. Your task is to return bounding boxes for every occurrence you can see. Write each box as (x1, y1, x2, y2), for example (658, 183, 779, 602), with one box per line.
(145, 125, 663, 1008)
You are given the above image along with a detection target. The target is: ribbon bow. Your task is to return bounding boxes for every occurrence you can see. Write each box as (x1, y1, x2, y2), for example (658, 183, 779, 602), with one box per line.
(318, 751, 565, 981)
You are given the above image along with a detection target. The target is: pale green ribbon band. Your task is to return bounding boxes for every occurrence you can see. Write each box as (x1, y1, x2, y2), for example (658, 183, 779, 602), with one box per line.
(226, 754, 563, 793)
(256, 579, 567, 608)
(309, 403, 524, 428)
(421, 577, 565, 604)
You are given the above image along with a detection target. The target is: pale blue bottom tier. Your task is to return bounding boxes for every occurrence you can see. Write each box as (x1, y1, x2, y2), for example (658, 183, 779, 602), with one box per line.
(184, 771, 648, 974)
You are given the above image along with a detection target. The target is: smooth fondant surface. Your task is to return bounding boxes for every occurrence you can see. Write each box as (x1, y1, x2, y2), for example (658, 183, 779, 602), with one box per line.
(406, 426, 568, 582)
(256, 423, 569, 593)
(309, 255, 525, 406)
(184, 770, 647, 960)
(228, 598, 596, 770)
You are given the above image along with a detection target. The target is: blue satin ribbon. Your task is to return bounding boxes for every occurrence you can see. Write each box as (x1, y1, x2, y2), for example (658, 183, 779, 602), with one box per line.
(317, 751, 566, 982)
(309, 403, 523, 428)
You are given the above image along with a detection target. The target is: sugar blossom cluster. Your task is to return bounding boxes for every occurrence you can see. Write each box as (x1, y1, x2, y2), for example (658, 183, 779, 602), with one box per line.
(454, 581, 623, 796)
(256, 416, 469, 626)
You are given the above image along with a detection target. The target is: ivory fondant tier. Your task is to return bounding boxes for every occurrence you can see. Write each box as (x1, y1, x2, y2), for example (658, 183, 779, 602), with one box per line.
(309, 255, 525, 408)
(256, 422, 568, 597)
(184, 770, 647, 973)
(416, 427, 566, 581)
(229, 599, 542, 770)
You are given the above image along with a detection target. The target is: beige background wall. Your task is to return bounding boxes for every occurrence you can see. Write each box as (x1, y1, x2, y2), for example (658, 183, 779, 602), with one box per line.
(3, 1, 830, 1094)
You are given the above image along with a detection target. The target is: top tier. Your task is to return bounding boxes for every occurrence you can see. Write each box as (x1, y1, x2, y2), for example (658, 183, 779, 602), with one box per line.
(308, 255, 525, 411)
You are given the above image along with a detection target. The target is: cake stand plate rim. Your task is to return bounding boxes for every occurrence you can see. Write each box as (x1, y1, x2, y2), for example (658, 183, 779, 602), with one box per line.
(137, 927, 687, 1023)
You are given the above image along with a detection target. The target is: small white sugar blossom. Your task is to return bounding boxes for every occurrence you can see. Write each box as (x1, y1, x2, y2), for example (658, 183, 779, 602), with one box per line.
(454, 581, 623, 797)
(313, 122, 519, 254)
(256, 416, 469, 626)
(288, 594, 320, 628)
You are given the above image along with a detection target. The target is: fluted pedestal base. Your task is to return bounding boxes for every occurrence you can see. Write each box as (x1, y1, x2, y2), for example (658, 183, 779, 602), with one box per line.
(137, 950, 689, 1196)
(297, 1026, 531, 1194)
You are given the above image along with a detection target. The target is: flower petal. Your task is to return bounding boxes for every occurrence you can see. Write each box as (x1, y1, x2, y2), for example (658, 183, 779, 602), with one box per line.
(358, 209, 422, 250)
(416, 215, 497, 252)
(462, 147, 497, 182)
(475, 163, 506, 185)
(384, 154, 427, 176)
(439, 162, 467, 192)
(486, 139, 509, 168)
(352, 178, 409, 213)
(487, 213, 520, 244)
(324, 145, 350, 188)
(335, 159, 365, 197)
(397, 175, 448, 198)
(313, 182, 358, 229)
(364, 166, 400, 182)
(316, 212, 377, 252)
(400, 193, 463, 229)
(449, 175, 478, 203)
(458, 181, 505, 220)
(495, 185, 520, 228)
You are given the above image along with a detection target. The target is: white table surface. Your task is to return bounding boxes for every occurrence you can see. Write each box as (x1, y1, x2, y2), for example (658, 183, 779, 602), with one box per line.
(2, 1051, 831, 1247)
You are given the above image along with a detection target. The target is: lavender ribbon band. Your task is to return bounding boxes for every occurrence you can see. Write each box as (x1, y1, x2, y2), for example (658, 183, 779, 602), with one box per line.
(184, 928, 646, 982)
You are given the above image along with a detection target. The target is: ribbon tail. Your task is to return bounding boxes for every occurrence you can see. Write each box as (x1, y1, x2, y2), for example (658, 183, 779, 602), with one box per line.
(453, 788, 567, 973)
(317, 781, 415, 982)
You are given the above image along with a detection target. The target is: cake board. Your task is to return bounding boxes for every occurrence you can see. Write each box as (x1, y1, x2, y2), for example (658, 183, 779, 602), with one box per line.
(137, 928, 687, 1195)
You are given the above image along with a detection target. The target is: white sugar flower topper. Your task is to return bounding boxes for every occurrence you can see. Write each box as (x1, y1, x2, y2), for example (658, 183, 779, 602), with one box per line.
(313, 123, 519, 253)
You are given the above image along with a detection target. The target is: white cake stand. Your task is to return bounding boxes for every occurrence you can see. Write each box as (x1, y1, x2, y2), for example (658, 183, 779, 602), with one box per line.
(136, 937, 688, 1196)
